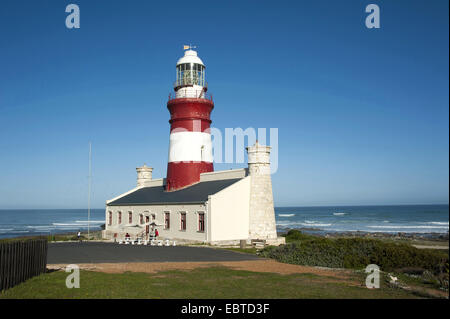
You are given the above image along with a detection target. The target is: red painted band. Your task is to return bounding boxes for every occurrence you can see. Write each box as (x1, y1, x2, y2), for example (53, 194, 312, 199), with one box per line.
(167, 98, 214, 123)
(170, 119, 211, 133)
(166, 161, 214, 191)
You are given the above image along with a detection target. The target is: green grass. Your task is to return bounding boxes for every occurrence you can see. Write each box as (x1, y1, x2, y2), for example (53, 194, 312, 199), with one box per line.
(0, 267, 423, 299)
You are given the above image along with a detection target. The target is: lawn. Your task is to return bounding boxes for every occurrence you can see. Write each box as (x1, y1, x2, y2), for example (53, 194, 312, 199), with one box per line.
(0, 267, 425, 299)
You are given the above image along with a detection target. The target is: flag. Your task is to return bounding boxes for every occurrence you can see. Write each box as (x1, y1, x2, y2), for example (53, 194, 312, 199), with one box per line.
(183, 45, 190, 50)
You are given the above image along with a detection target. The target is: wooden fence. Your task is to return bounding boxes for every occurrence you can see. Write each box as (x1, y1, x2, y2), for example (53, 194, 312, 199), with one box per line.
(0, 239, 48, 291)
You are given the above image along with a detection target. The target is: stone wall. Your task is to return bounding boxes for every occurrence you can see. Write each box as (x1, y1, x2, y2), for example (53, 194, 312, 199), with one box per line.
(247, 142, 278, 240)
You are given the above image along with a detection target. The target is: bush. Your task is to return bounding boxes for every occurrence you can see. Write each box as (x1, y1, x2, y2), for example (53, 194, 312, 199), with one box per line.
(284, 229, 317, 242)
(261, 231, 449, 277)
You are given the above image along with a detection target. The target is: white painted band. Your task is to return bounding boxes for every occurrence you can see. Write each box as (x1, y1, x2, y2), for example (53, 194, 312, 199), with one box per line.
(168, 132, 213, 162)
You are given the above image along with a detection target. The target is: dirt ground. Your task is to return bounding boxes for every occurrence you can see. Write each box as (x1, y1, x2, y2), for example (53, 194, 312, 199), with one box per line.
(47, 259, 354, 279)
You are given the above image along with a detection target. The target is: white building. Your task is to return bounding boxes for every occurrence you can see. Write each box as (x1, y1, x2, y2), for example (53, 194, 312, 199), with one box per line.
(103, 142, 284, 245)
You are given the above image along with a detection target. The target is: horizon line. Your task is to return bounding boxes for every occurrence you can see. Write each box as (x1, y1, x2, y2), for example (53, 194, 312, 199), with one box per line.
(0, 203, 448, 210)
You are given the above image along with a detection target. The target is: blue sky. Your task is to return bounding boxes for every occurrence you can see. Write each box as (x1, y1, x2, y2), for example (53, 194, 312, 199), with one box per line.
(0, 0, 448, 208)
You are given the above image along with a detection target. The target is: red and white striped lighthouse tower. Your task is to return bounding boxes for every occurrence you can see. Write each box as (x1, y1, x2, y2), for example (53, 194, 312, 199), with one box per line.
(166, 47, 214, 191)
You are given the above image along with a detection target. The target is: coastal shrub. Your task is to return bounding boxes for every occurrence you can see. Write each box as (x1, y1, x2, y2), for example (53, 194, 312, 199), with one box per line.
(261, 233, 449, 277)
(284, 229, 316, 242)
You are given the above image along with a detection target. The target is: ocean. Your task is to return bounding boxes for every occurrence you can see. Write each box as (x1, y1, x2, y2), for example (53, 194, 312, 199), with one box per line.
(275, 205, 449, 234)
(0, 209, 106, 239)
(0, 205, 448, 239)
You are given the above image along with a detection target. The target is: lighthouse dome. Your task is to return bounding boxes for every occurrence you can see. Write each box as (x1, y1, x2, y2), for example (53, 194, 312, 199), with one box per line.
(177, 50, 204, 66)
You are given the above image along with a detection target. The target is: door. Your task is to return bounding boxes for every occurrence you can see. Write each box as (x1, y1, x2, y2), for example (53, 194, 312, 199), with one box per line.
(145, 216, 150, 237)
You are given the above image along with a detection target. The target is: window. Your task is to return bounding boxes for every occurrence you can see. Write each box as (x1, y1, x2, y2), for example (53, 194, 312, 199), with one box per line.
(128, 212, 133, 224)
(118, 212, 122, 224)
(140, 214, 144, 224)
(165, 212, 170, 230)
(151, 213, 156, 221)
(198, 213, 205, 232)
(180, 212, 186, 231)
(108, 212, 112, 226)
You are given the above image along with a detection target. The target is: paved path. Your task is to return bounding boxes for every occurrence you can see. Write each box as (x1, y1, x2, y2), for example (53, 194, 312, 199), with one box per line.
(47, 242, 260, 264)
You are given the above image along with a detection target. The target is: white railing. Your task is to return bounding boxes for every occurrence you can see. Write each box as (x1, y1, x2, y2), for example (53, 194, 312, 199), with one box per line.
(168, 91, 213, 101)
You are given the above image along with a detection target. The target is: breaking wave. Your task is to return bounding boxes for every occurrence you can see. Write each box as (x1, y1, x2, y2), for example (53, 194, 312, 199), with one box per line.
(368, 225, 449, 229)
(75, 220, 105, 223)
(427, 222, 449, 226)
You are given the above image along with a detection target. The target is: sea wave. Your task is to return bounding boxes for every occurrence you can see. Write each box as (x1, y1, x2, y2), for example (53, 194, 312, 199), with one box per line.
(75, 220, 105, 223)
(52, 223, 91, 226)
(427, 222, 449, 226)
(276, 221, 332, 228)
(26, 225, 53, 229)
(333, 213, 347, 216)
(278, 214, 295, 217)
(368, 225, 449, 229)
(301, 223, 332, 227)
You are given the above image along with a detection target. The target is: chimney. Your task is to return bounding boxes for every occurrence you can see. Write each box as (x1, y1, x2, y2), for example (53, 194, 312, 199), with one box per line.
(136, 164, 153, 187)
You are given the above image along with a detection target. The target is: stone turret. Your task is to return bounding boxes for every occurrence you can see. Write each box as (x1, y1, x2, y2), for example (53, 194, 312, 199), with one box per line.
(246, 141, 277, 240)
(136, 164, 153, 187)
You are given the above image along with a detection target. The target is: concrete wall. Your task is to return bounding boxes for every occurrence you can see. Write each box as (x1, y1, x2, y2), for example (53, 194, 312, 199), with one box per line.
(104, 203, 207, 242)
(208, 176, 251, 242)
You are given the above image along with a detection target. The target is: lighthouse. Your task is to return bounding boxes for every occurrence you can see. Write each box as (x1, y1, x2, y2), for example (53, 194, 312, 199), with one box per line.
(104, 47, 285, 246)
(166, 48, 214, 191)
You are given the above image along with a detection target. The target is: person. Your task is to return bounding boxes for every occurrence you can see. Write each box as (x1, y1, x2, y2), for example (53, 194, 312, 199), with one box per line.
(155, 228, 159, 238)
(150, 228, 155, 240)
(77, 230, 81, 242)
(125, 233, 130, 242)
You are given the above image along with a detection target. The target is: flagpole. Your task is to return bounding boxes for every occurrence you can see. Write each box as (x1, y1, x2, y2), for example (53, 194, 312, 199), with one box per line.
(88, 142, 92, 240)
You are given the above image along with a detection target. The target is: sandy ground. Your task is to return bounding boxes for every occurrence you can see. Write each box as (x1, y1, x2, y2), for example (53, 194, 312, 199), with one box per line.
(412, 245, 449, 250)
(47, 259, 354, 279)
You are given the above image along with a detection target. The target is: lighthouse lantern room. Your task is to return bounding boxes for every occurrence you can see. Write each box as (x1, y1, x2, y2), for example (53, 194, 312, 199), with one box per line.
(174, 49, 207, 98)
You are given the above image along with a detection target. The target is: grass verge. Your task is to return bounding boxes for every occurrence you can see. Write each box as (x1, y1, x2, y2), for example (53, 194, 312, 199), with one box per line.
(0, 267, 424, 299)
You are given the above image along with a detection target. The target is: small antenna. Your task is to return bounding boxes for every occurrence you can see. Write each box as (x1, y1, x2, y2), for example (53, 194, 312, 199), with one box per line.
(87, 142, 92, 240)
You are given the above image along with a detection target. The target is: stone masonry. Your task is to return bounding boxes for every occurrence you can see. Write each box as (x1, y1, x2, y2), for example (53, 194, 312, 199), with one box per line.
(247, 141, 278, 240)
(136, 164, 153, 187)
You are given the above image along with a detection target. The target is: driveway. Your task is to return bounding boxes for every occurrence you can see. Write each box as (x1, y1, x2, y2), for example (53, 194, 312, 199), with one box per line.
(47, 242, 260, 264)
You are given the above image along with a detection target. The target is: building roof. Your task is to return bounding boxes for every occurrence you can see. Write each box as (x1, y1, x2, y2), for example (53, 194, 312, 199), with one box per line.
(107, 178, 242, 206)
